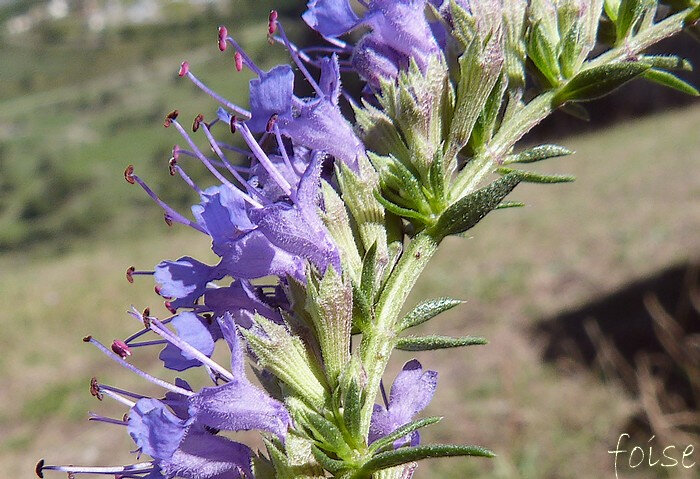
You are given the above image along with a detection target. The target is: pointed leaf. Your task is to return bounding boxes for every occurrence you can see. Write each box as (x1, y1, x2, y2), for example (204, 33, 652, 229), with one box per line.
(375, 192, 432, 223)
(398, 297, 464, 331)
(358, 444, 495, 476)
(497, 167, 575, 184)
(642, 69, 699, 96)
(503, 144, 573, 164)
(343, 377, 363, 445)
(369, 417, 443, 454)
(496, 201, 525, 209)
(396, 335, 488, 351)
(311, 445, 349, 474)
(639, 54, 693, 71)
(432, 173, 522, 238)
(360, 241, 379, 303)
(554, 62, 650, 104)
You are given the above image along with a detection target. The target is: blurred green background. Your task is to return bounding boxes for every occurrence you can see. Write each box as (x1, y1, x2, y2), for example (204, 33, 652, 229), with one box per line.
(0, 1, 698, 478)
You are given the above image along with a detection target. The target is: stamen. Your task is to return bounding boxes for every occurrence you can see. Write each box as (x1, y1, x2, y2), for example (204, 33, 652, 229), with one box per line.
(238, 123, 293, 197)
(224, 37, 263, 76)
(83, 336, 193, 397)
(127, 166, 206, 233)
(163, 110, 179, 128)
(124, 165, 135, 184)
(192, 113, 205, 132)
(98, 383, 147, 400)
(126, 267, 154, 284)
(170, 120, 237, 189)
(178, 61, 189, 77)
(274, 123, 303, 176)
(146, 316, 235, 382)
(37, 460, 155, 477)
(164, 301, 177, 314)
(183, 68, 251, 118)
(90, 377, 103, 400)
(88, 412, 128, 427)
(99, 387, 136, 408)
(234, 51, 243, 72)
(275, 21, 325, 98)
(268, 10, 278, 35)
(111, 340, 131, 359)
(126, 339, 168, 348)
(123, 316, 175, 344)
(200, 123, 266, 207)
(218, 26, 228, 52)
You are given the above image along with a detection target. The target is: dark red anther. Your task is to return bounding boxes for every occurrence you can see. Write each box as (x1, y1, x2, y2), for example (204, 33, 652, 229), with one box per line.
(165, 301, 177, 314)
(164, 110, 179, 128)
(230, 115, 238, 134)
(83, 335, 92, 342)
(124, 165, 135, 184)
(218, 26, 228, 51)
(234, 51, 243, 72)
(178, 61, 190, 77)
(164, 213, 173, 226)
(172, 144, 180, 160)
(90, 377, 103, 400)
(142, 308, 151, 328)
(35, 459, 45, 478)
(122, 413, 129, 422)
(169, 157, 177, 176)
(111, 339, 132, 359)
(68, 472, 76, 479)
(126, 266, 135, 283)
(192, 113, 204, 132)
(154, 284, 162, 296)
(266, 113, 278, 133)
(268, 10, 278, 35)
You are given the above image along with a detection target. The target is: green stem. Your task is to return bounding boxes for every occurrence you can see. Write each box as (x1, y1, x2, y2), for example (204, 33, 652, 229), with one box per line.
(358, 232, 439, 438)
(588, 8, 692, 69)
(450, 91, 556, 200)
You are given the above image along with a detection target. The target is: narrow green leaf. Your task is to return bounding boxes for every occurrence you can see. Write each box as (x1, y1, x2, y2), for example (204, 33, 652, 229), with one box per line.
(360, 242, 378, 303)
(553, 62, 650, 104)
(351, 280, 372, 333)
(528, 20, 562, 86)
(343, 378, 363, 444)
(503, 144, 573, 164)
(497, 167, 576, 184)
(432, 172, 522, 238)
(560, 102, 591, 121)
(301, 408, 351, 457)
(496, 201, 525, 209)
(311, 446, 348, 474)
(639, 54, 693, 71)
(369, 417, 443, 454)
(358, 444, 495, 476)
(399, 297, 463, 331)
(396, 335, 488, 351)
(616, 0, 646, 40)
(642, 69, 699, 96)
(374, 191, 432, 223)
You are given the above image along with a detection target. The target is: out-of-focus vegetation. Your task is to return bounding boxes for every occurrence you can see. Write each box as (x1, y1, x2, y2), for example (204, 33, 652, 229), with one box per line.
(0, 0, 304, 251)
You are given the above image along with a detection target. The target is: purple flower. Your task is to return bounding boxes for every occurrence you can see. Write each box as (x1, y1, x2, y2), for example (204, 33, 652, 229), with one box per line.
(247, 55, 364, 169)
(303, 0, 441, 86)
(369, 359, 438, 447)
(158, 312, 216, 372)
(128, 399, 255, 479)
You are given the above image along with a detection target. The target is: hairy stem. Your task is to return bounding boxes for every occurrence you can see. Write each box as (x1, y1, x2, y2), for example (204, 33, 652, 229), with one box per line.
(358, 232, 440, 438)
